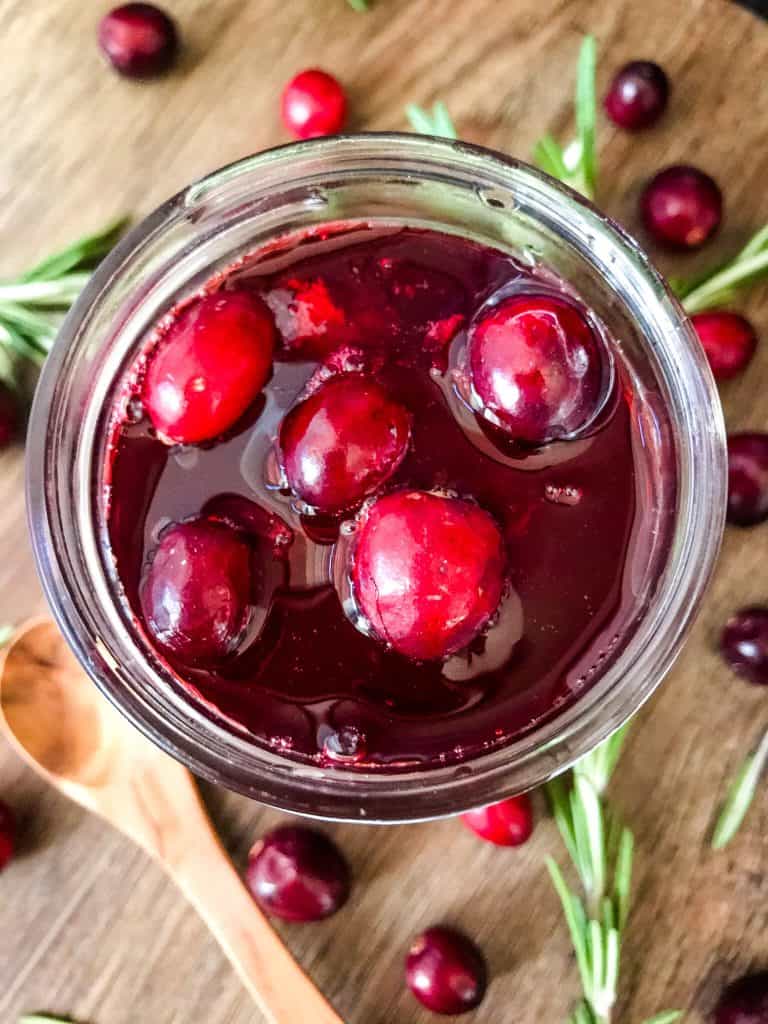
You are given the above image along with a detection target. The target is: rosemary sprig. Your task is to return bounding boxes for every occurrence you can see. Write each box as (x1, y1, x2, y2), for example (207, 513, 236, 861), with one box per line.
(346, 0, 369, 9)
(20, 1016, 77, 1024)
(675, 224, 768, 314)
(711, 727, 768, 850)
(0, 217, 128, 375)
(405, 101, 457, 139)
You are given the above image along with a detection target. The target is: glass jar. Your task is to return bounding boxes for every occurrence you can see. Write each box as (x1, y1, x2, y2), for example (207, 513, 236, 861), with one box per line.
(26, 134, 726, 822)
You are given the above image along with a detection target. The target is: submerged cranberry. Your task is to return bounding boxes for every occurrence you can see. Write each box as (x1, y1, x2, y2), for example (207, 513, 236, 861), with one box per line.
(281, 70, 347, 139)
(693, 313, 757, 381)
(406, 926, 487, 1015)
(640, 165, 722, 249)
(468, 293, 608, 445)
(715, 971, 768, 1024)
(0, 800, 15, 871)
(279, 374, 412, 513)
(604, 61, 669, 130)
(98, 3, 179, 78)
(246, 825, 350, 922)
(350, 490, 506, 661)
(0, 384, 19, 449)
(140, 519, 253, 664)
(728, 434, 768, 527)
(720, 607, 768, 686)
(461, 793, 534, 846)
(143, 290, 275, 444)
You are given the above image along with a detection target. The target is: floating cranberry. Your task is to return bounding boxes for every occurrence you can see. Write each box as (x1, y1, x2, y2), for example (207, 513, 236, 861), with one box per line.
(406, 926, 487, 1015)
(604, 61, 669, 130)
(692, 312, 757, 381)
(281, 70, 347, 139)
(245, 825, 350, 922)
(461, 793, 534, 846)
(350, 490, 506, 661)
(279, 374, 412, 514)
(720, 607, 768, 686)
(0, 384, 19, 449)
(715, 971, 768, 1024)
(98, 3, 179, 79)
(467, 293, 609, 445)
(640, 165, 722, 249)
(143, 290, 275, 444)
(728, 433, 768, 527)
(0, 800, 15, 871)
(140, 519, 253, 664)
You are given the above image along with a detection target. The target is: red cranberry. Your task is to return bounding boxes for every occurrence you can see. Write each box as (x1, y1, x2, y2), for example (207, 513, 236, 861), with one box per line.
(98, 3, 179, 79)
(281, 70, 347, 139)
(140, 519, 253, 664)
(715, 971, 768, 1024)
(350, 490, 506, 661)
(0, 800, 15, 871)
(279, 374, 412, 514)
(143, 290, 275, 444)
(245, 825, 350, 922)
(692, 313, 757, 381)
(406, 926, 487, 1015)
(640, 165, 722, 249)
(720, 607, 768, 686)
(604, 61, 669, 130)
(0, 383, 19, 449)
(461, 793, 534, 846)
(728, 433, 768, 527)
(467, 293, 608, 445)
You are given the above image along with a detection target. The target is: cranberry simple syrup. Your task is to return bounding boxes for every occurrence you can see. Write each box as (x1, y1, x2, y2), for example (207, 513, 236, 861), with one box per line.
(102, 224, 663, 770)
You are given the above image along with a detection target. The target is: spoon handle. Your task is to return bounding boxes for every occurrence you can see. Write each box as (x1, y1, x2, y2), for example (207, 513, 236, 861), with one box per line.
(136, 764, 346, 1024)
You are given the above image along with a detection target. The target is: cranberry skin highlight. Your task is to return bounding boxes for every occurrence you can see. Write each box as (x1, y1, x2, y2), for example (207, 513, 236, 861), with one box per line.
(279, 374, 412, 514)
(720, 607, 768, 686)
(350, 490, 506, 661)
(98, 3, 179, 79)
(406, 926, 487, 1015)
(640, 165, 723, 249)
(604, 60, 669, 130)
(281, 70, 347, 139)
(728, 433, 768, 527)
(461, 793, 534, 846)
(140, 519, 254, 665)
(246, 825, 350, 922)
(0, 800, 15, 871)
(468, 292, 608, 445)
(143, 290, 275, 444)
(715, 971, 768, 1024)
(692, 312, 757, 381)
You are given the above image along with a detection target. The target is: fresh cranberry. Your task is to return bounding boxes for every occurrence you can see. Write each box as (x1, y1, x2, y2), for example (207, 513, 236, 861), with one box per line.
(406, 926, 487, 1015)
(98, 3, 179, 78)
(350, 490, 506, 661)
(728, 433, 768, 527)
(640, 165, 722, 249)
(0, 800, 15, 871)
(0, 384, 19, 449)
(604, 61, 669, 130)
(279, 374, 412, 513)
(461, 793, 534, 846)
(140, 519, 253, 664)
(467, 293, 608, 445)
(720, 607, 768, 686)
(692, 312, 757, 381)
(281, 70, 347, 139)
(715, 971, 768, 1024)
(245, 825, 350, 922)
(143, 290, 275, 444)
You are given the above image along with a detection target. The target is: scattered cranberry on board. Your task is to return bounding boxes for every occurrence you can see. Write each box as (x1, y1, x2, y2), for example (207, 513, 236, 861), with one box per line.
(406, 926, 487, 1016)
(0, 800, 15, 871)
(640, 165, 723, 249)
(281, 69, 347, 139)
(715, 971, 768, 1024)
(727, 433, 768, 527)
(98, 2, 179, 79)
(0, 383, 19, 450)
(720, 607, 768, 686)
(692, 312, 758, 381)
(461, 793, 534, 846)
(604, 60, 669, 130)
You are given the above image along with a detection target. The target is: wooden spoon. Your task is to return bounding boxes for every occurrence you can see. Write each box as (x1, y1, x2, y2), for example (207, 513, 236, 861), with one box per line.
(0, 618, 345, 1024)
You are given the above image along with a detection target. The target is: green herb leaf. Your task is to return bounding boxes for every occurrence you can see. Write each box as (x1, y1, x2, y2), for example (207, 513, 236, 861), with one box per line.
(640, 1012, 684, 1024)
(19, 1016, 77, 1024)
(678, 222, 768, 313)
(405, 101, 457, 139)
(346, 0, 369, 8)
(20, 216, 129, 284)
(0, 624, 14, 646)
(711, 728, 768, 850)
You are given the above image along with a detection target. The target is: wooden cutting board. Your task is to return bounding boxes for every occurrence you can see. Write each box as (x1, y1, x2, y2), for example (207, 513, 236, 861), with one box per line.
(1, 1, 767, 1021)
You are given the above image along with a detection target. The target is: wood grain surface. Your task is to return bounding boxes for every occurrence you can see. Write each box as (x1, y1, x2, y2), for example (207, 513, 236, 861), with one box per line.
(1, 1, 767, 1022)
